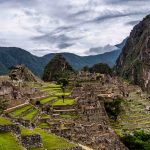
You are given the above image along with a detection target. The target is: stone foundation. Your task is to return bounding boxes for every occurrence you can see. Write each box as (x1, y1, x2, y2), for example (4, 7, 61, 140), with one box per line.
(21, 134, 42, 148)
(0, 124, 20, 134)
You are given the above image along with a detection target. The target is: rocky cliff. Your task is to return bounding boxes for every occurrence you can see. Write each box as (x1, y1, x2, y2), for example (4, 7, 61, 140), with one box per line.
(115, 15, 150, 93)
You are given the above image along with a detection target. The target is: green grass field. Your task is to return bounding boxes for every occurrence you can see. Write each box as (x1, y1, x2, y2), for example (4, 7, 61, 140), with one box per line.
(20, 126, 37, 136)
(20, 126, 36, 136)
(44, 83, 61, 88)
(0, 132, 23, 150)
(40, 113, 50, 119)
(28, 128, 76, 150)
(0, 117, 11, 125)
(40, 97, 57, 104)
(22, 108, 39, 120)
(37, 122, 50, 129)
(52, 98, 75, 106)
(60, 114, 79, 119)
(9, 105, 32, 117)
(48, 91, 71, 96)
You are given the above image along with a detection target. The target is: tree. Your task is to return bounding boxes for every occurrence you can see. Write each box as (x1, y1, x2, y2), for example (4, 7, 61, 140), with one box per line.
(35, 101, 41, 106)
(121, 130, 150, 150)
(0, 98, 9, 114)
(61, 95, 65, 103)
(57, 78, 69, 103)
(89, 63, 112, 75)
(58, 78, 69, 87)
(104, 98, 122, 121)
(82, 66, 90, 72)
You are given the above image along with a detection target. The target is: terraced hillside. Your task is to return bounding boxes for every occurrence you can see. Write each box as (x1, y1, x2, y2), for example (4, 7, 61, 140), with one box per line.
(112, 91, 150, 135)
(0, 117, 77, 150)
(1, 74, 149, 150)
(0, 82, 83, 150)
(72, 71, 150, 149)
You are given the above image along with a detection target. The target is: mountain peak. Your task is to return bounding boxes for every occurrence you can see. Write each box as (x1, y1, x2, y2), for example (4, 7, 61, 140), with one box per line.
(42, 54, 74, 81)
(115, 14, 150, 92)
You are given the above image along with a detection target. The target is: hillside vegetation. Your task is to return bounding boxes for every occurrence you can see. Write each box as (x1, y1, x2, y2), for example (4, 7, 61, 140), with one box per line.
(43, 54, 74, 81)
(0, 47, 121, 76)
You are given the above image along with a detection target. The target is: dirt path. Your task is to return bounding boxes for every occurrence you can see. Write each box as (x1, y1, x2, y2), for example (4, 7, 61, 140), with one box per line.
(78, 144, 94, 150)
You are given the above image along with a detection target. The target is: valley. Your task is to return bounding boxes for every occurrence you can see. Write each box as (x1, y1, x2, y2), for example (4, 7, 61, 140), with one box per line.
(0, 7, 150, 150)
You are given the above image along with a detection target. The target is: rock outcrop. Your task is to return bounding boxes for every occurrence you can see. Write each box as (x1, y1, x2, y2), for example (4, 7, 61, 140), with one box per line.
(9, 65, 41, 82)
(115, 15, 150, 93)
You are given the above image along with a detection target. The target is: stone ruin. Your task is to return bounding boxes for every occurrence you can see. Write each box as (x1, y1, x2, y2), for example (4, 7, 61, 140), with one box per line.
(21, 134, 42, 148)
(0, 81, 14, 99)
(0, 123, 20, 135)
(0, 120, 43, 149)
(9, 64, 41, 82)
(69, 84, 128, 150)
(0, 79, 46, 108)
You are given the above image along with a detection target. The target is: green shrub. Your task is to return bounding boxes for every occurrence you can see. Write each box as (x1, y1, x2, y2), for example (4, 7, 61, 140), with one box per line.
(104, 98, 122, 121)
(121, 131, 150, 150)
(89, 63, 112, 75)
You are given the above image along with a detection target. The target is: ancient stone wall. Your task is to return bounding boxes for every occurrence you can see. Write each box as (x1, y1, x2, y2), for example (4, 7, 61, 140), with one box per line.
(0, 124, 20, 135)
(21, 134, 42, 148)
(70, 84, 128, 150)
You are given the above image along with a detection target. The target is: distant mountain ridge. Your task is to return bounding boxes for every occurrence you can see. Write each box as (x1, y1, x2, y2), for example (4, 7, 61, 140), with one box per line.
(0, 39, 126, 76)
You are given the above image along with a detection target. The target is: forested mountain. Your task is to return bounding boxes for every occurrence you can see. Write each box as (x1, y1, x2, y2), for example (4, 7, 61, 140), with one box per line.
(0, 39, 125, 76)
(43, 54, 74, 81)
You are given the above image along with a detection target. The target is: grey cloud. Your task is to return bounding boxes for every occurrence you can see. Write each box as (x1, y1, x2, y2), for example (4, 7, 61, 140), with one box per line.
(86, 45, 119, 55)
(51, 26, 76, 34)
(104, 0, 150, 4)
(126, 20, 140, 26)
(89, 11, 147, 24)
(32, 34, 80, 43)
(0, 0, 150, 56)
(24, 10, 36, 16)
(71, 10, 89, 17)
(86, 47, 105, 55)
(32, 33, 80, 51)
(58, 43, 74, 49)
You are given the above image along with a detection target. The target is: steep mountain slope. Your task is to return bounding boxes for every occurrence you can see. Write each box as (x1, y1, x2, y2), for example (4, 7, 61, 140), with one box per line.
(115, 37, 128, 49)
(115, 15, 150, 92)
(0, 47, 44, 76)
(0, 39, 125, 76)
(42, 53, 86, 70)
(43, 54, 74, 81)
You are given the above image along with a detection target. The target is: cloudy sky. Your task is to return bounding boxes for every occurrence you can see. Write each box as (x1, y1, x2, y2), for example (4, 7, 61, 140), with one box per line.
(0, 0, 150, 56)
